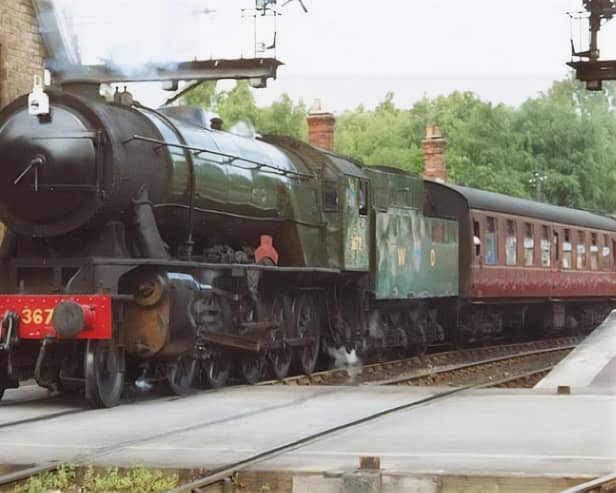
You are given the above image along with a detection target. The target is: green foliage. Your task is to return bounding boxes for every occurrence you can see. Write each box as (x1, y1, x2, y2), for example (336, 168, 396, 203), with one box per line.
(215, 81, 259, 129)
(181, 81, 218, 110)
(14, 464, 178, 493)
(256, 93, 308, 140)
(336, 76, 616, 212)
(181, 81, 307, 140)
(15, 464, 76, 493)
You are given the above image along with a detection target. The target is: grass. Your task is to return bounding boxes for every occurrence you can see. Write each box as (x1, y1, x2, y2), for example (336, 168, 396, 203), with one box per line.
(14, 464, 179, 493)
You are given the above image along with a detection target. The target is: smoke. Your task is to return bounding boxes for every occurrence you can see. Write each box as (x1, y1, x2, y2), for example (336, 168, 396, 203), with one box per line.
(43, 0, 256, 74)
(327, 346, 360, 368)
(229, 119, 259, 139)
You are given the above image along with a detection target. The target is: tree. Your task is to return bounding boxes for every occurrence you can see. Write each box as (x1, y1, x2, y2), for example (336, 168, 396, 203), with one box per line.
(181, 81, 218, 110)
(181, 81, 307, 139)
(215, 81, 259, 129)
(256, 94, 308, 140)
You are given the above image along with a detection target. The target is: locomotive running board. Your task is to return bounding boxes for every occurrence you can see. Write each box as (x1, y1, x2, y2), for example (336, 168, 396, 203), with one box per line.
(87, 257, 340, 274)
(200, 332, 262, 352)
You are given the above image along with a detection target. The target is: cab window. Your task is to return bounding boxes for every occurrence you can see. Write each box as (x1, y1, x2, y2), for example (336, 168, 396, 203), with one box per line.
(359, 180, 368, 216)
(323, 180, 339, 210)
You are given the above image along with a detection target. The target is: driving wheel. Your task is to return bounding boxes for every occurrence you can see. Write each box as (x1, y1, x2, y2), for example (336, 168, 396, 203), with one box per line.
(268, 295, 292, 380)
(201, 350, 231, 389)
(292, 293, 320, 375)
(166, 353, 196, 395)
(84, 339, 125, 408)
(238, 298, 265, 384)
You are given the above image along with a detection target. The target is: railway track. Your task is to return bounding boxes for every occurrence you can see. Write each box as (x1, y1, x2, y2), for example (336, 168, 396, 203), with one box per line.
(377, 346, 571, 387)
(0, 336, 581, 492)
(260, 336, 581, 387)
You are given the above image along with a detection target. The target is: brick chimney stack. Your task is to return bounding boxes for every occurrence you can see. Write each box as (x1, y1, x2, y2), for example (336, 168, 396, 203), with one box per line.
(306, 99, 335, 150)
(422, 125, 448, 183)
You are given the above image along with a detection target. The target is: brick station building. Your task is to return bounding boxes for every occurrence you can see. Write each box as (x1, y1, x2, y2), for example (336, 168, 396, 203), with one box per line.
(0, 0, 45, 109)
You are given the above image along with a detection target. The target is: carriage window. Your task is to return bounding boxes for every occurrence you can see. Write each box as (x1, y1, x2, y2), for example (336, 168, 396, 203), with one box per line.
(591, 233, 599, 270)
(473, 220, 481, 257)
(562, 229, 572, 269)
(524, 223, 534, 266)
(602, 234, 611, 270)
(485, 217, 498, 265)
(505, 220, 517, 265)
(577, 231, 586, 269)
(541, 225, 551, 267)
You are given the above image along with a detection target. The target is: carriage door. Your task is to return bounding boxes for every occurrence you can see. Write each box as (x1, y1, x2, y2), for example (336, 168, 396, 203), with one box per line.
(343, 176, 369, 270)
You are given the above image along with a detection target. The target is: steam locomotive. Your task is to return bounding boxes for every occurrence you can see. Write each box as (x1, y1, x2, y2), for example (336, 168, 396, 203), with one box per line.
(0, 82, 613, 407)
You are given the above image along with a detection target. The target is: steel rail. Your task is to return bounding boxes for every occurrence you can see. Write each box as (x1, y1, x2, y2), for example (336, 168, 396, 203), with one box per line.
(0, 408, 87, 430)
(376, 346, 574, 386)
(260, 336, 582, 387)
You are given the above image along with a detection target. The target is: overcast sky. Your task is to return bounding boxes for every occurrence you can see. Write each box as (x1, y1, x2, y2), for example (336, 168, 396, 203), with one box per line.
(254, 0, 616, 111)
(57, 0, 616, 111)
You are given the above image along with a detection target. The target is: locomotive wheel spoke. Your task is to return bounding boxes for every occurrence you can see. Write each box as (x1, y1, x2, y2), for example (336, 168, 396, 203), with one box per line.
(201, 352, 230, 389)
(237, 297, 265, 384)
(269, 295, 292, 380)
(165, 353, 196, 396)
(292, 293, 320, 375)
(239, 353, 265, 385)
(84, 340, 124, 408)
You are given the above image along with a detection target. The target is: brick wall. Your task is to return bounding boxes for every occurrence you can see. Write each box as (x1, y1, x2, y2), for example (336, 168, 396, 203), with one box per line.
(0, 0, 45, 109)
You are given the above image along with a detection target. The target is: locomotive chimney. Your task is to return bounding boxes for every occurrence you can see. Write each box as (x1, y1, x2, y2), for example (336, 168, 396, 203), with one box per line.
(307, 99, 335, 150)
(422, 125, 448, 183)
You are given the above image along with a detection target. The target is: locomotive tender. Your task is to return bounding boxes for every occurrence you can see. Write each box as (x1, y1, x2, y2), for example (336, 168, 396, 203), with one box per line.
(0, 82, 613, 407)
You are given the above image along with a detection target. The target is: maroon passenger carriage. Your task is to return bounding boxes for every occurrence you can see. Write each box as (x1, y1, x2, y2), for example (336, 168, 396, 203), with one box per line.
(425, 181, 616, 343)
